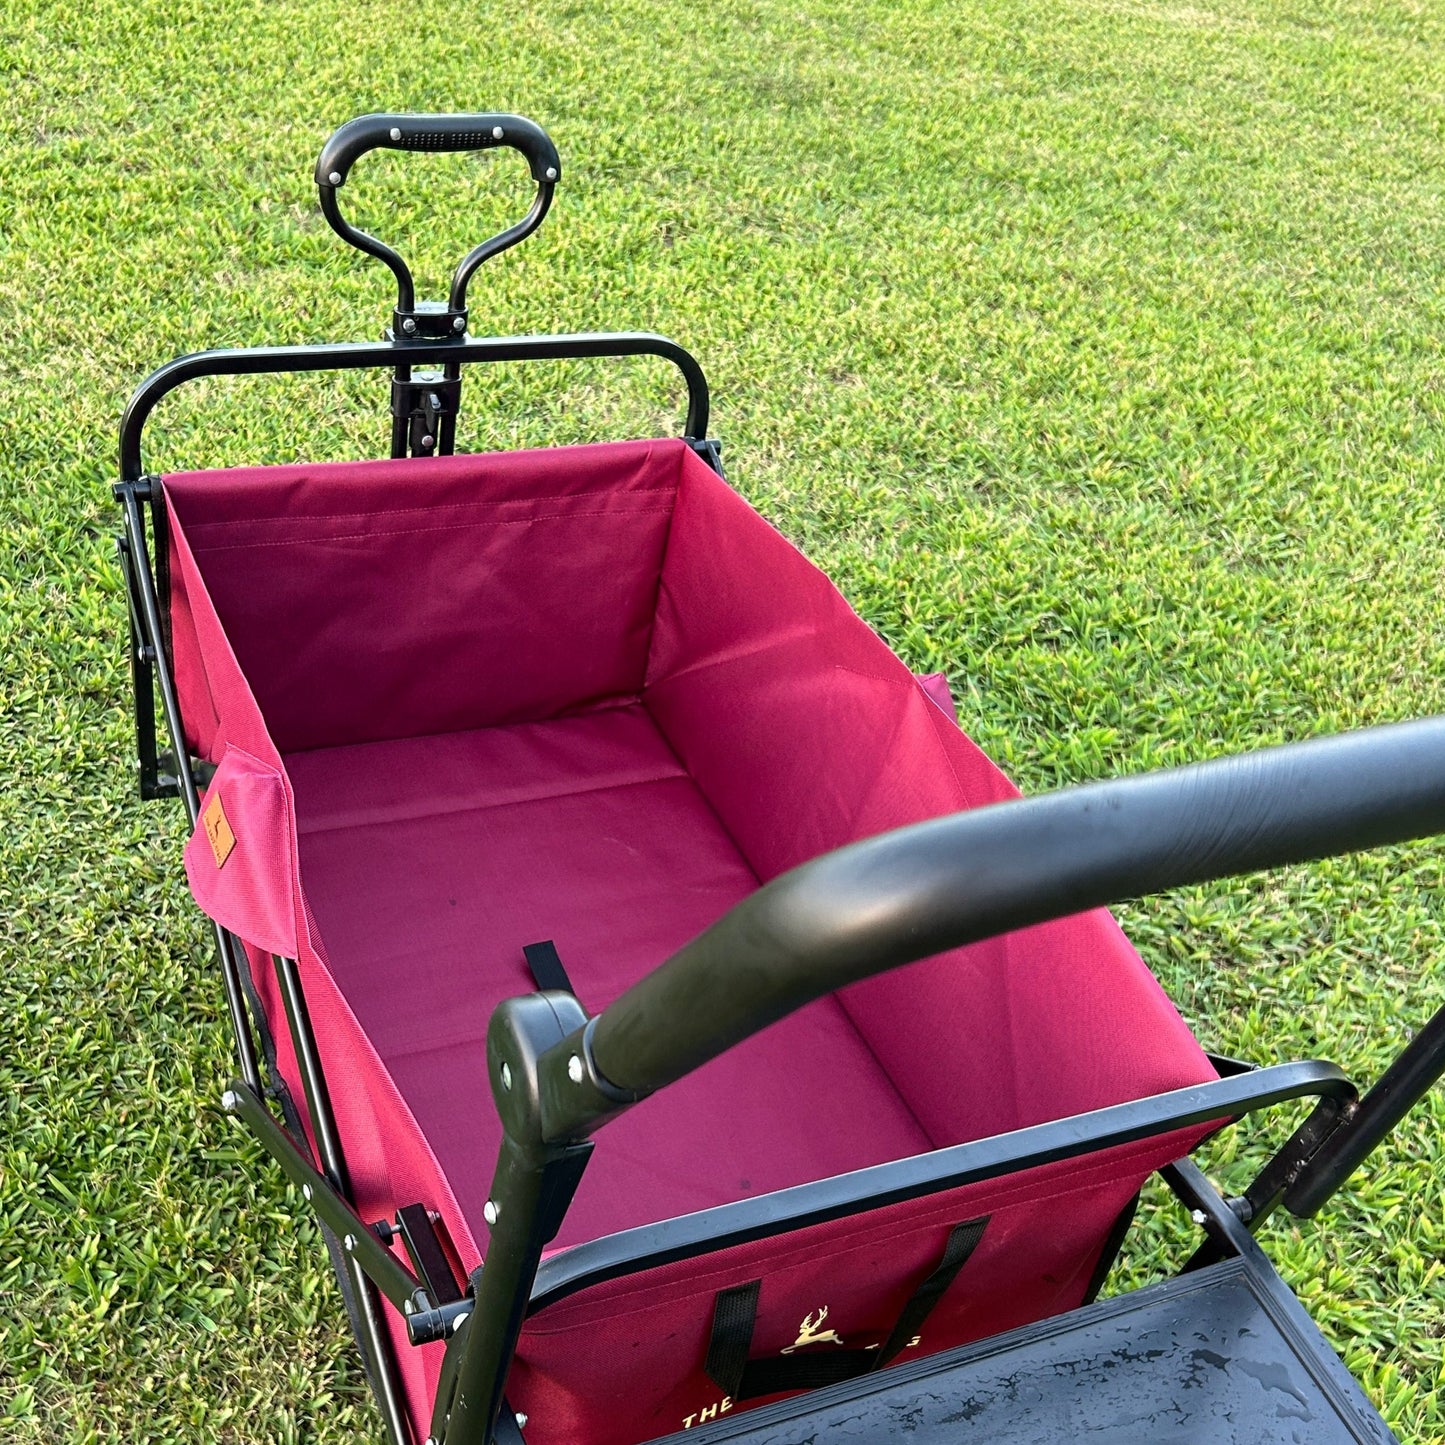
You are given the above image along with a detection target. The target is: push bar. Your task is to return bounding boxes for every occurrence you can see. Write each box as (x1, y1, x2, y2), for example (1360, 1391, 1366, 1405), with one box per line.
(535, 715, 1445, 1142)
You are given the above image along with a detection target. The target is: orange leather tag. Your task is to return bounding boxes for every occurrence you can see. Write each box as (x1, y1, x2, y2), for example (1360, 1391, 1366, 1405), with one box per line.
(202, 791, 236, 868)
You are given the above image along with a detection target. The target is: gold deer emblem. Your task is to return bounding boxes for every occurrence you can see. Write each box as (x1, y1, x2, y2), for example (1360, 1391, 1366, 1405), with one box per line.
(781, 1306, 847, 1353)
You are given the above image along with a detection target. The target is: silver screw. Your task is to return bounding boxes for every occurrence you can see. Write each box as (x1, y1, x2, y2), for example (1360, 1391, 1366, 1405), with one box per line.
(483, 1200, 499, 1225)
(301, 1183, 312, 1201)
(401, 317, 417, 335)
(389, 127, 402, 141)
(453, 315, 466, 332)
(567, 1054, 584, 1083)
(500, 1062, 512, 1091)
(220, 1090, 238, 1112)
(452, 1310, 471, 1334)
(344, 1234, 357, 1252)
(545, 166, 557, 181)
(1190, 1209, 1207, 1226)
(327, 170, 342, 186)
(421, 434, 435, 449)
(515, 1414, 528, 1429)
(492, 125, 504, 140)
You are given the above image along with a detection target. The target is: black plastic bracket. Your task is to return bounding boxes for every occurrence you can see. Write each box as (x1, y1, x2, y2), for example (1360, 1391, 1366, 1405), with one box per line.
(392, 300, 468, 342)
(391, 372, 463, 456)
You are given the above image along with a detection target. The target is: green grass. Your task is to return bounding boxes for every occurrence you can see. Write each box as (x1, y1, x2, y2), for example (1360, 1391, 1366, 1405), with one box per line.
(3, 0, 1444, 1438)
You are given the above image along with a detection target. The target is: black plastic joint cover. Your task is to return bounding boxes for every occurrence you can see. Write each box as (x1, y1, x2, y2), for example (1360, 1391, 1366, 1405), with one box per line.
(316, 113, 561, 188)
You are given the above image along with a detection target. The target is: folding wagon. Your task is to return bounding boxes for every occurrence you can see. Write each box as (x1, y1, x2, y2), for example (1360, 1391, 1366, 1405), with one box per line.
(115, 114, 1445, 1445)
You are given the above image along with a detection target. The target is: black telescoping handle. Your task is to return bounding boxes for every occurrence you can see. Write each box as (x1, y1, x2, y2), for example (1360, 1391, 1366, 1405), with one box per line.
(538, 715, 1445, 1142)
(316, 112, 560, 189)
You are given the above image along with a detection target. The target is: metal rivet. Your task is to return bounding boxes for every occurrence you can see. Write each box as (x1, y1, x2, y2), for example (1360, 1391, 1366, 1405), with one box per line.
(1190, 1209, 1207, 1226)
(220, 1090, 238, 1112)
(500, 1062, 512, 1091)
(545, 166, 557, 181)
(401, 317, 417, 334)
(492, 125, 504, 140)
(452, 1310, 471, 1334)
(453, 315, 466, 332)
(515, 1413, 528, 1429)
(567, 1054, 584, 1084)
(327, 170, 342, 186)
(421, 434, 435, 449)
(389, 127, 402, 141)
(301, 1183, 312, 1201)
(344, 1234, 357, 1252)
(483, 1200, 499, 1225)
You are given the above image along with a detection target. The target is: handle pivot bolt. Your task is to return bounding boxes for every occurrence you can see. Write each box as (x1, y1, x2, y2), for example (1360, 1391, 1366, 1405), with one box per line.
(327, 170, 342, 186)
(401, 317, 417, 335)
(545, 166, 558, 181)
(389, 127, 402, 141)
(492, 125, 504, 140)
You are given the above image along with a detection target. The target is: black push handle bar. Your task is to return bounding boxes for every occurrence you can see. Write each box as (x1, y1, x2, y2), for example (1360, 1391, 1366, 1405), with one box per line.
(538, 715, 1445, 1141)
(315, 113, 561, 318)
(315, 113, 561, 190)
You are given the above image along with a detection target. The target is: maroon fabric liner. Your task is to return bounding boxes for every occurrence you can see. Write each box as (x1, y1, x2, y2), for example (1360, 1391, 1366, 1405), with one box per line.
(163, 439, 1218, 1445)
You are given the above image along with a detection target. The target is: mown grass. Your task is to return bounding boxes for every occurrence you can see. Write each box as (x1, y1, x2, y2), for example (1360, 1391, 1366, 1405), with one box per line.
(2, 0, 1444, 1439)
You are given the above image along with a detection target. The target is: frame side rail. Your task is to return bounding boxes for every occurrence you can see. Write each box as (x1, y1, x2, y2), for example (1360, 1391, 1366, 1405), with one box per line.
(119, 331, 710, 479)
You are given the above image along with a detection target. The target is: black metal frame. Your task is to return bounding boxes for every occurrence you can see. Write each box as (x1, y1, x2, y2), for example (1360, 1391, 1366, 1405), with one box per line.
(115, 112, 1445, 1445)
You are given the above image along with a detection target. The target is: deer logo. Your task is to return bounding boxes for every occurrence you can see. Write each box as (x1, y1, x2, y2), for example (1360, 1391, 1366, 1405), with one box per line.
(781, 1306, 847, 1353)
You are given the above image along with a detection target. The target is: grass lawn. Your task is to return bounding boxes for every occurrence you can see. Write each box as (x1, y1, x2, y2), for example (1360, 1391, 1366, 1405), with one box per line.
(3, 0, 1444, 1439)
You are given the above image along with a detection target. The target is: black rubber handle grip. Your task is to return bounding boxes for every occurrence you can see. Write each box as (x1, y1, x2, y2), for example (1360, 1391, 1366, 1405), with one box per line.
(550, 714, 1445, 1127)
(315, 112, 561, 188)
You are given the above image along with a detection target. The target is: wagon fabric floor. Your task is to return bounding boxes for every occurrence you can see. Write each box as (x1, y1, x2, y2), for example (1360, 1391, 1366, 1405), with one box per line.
(284, 702, 934, 1252)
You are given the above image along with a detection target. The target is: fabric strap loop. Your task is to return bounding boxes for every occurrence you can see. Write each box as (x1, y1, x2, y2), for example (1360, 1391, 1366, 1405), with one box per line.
(704, 1216, 989, 1402)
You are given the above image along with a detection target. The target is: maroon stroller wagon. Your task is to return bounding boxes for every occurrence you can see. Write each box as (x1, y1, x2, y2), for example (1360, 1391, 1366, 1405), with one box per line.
(115, 114, 1445, 1445)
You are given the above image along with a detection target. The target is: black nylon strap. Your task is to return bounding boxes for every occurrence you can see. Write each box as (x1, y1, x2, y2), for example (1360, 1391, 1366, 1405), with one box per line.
(523, 939, 575, 997)
(874, 1216, 989, 1365)
(705, 1280, 761, 1400)
(704, 1216, 990, 1401)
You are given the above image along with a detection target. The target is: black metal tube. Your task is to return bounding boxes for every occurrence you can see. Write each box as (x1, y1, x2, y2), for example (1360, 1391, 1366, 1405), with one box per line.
(120, 490, 263, 1093)
(120, 331, 710, 479)
(449, 184, 554, 313)
(319, 185, 415, 313)
(274, 956, 349, 1193)
(225, 1080, 423, 1311)
(1285, 1000, 1445, 1216)
(540, 716, 1445, 1140)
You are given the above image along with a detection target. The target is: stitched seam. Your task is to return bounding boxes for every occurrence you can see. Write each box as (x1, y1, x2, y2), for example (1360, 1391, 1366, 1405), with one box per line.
(183, 487, 679, 532)
(295, 767, 693, 836)
(189, 508, 674, 552)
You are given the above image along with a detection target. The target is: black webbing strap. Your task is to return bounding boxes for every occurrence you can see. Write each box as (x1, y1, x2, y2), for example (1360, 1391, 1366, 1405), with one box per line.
(705, 1216, 990, 1402)
(523, 939, 576, 997)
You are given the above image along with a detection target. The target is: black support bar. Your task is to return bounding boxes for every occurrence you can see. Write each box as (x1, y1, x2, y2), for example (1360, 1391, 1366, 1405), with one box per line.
(119, 331, 710, 480)
(224, 1080, 428, 1316)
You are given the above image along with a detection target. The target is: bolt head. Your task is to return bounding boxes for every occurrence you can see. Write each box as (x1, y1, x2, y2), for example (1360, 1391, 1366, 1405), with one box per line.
(515, 1413, 528, 1428)
(567, 1054, 584, 1084)
(220, 1090, 238, 1112)
(453, 315, 466, 332)
(545, 166, 558, 181)
(483, 1200, 499, 1226)
(401, 317, 417, 335)
(327, 170, 342, 186)
(389, 127, 402, 141)
(420, 434, 436, 450)
(344, 1233, 357, 1252)
(500, 1062, 513, 1091)
(492, 125, 504, 140)
(1190, 1209, 1208, 1226)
